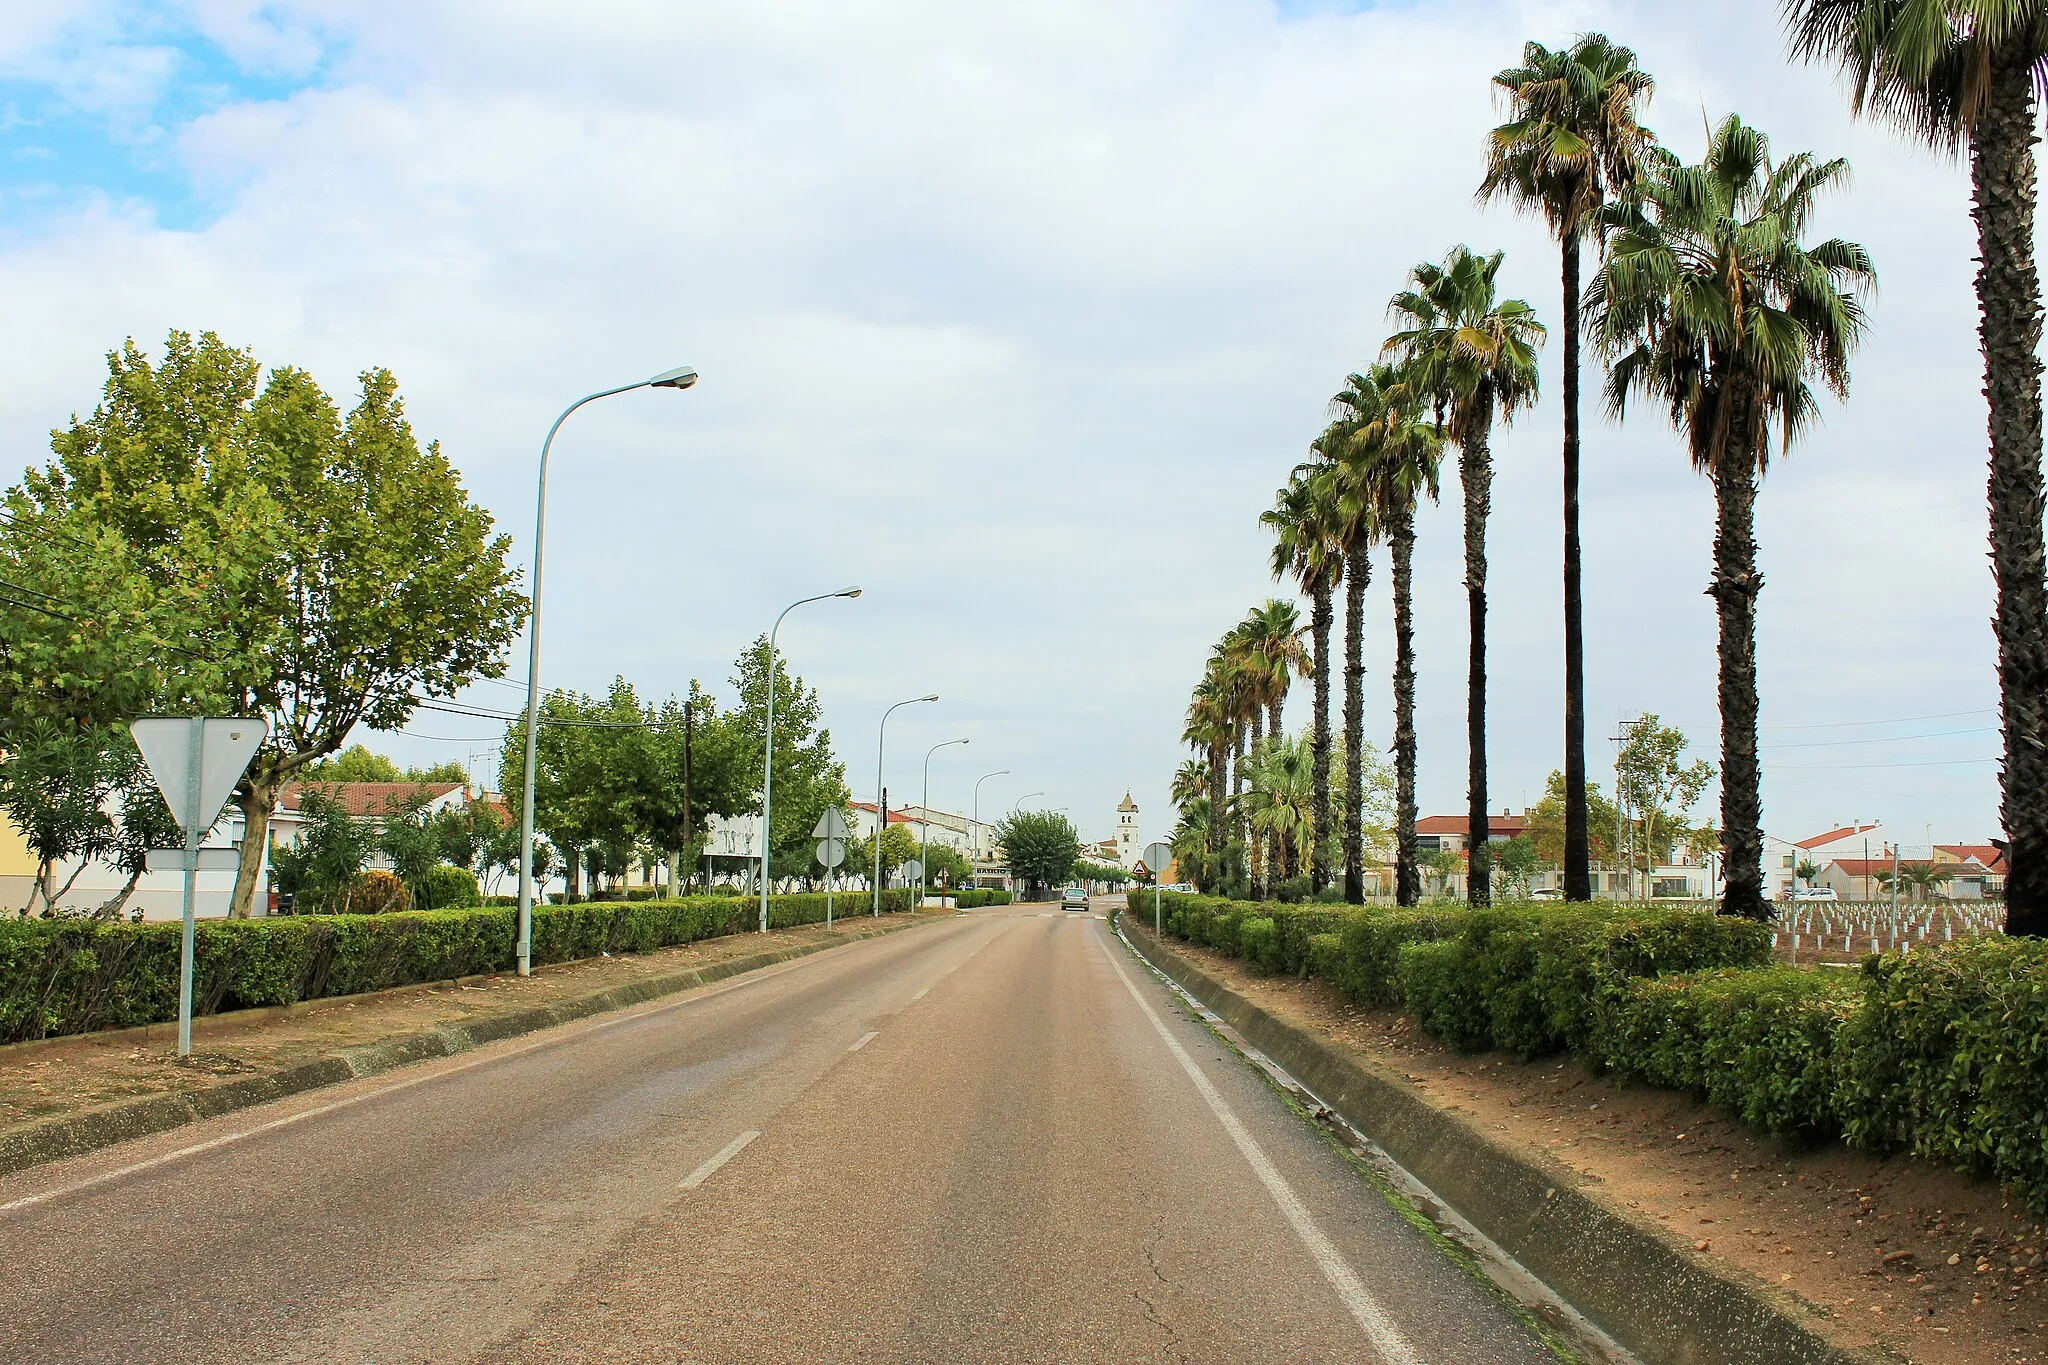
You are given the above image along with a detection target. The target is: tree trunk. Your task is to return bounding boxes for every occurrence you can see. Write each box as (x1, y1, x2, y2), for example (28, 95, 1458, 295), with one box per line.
(93, 868, 144, 920)
(566, 848, 582, 901)
(1975, 53, 2048, 937)
(1247, 707, 1265, 898)
(1561, 234, 1592, 902)
(1207, 735, 1227, 883)
(1309, 574, 1335, 895)
(1343, 538, 1369, 903)
(228, 779, 276, 919)
(1711, 383, 1768, 920)
(1267, 695, 1283, 895)
(1463, 385, 1495, 908)
(1391, 506, 1420, 907)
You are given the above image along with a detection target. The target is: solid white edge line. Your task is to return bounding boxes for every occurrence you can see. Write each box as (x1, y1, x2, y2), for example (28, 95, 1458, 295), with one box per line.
(1094, 931, 1421, 1365)
(1, 923, 936, 1216)
(848, 1030, 879, 1052)
(678, 1130, 761, 1189)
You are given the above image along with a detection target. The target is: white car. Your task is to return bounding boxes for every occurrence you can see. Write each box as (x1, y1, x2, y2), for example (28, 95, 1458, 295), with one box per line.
(1529, 887, 1561, 901)
(1789, 886, 1838, 902)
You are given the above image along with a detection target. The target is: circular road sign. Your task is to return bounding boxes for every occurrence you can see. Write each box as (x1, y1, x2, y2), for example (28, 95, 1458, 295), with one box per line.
(816, 837, 846, 869)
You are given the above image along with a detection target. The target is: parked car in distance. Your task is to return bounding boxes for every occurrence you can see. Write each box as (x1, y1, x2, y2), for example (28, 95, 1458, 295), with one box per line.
(1060, 887, 1090, 911)
(1789, 886, 1838, 902)
(1529, 887, 1561, 901)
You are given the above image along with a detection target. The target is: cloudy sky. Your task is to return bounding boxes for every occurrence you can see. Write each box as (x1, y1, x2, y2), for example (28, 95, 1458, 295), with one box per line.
(0, 0, 2008, 853)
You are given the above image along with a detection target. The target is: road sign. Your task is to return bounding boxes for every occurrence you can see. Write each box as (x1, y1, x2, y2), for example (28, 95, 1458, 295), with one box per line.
(128, 716, 269, 1060)
(812, 808, 850, 840)
(816, 837, 846, 868)
(130, 717, 267, 833)
(1144, 842, 1172, 875)
(902, 859, 923, 881)
(145, 849, 239, 873)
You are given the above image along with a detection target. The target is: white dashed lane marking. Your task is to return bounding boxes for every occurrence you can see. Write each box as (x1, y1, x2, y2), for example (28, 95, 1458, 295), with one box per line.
(678, 1130, 761, 1190)
(848, 1031, 879, 1052)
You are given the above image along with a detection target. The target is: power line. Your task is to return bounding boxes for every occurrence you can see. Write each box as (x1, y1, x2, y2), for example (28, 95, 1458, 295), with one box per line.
(1773, 757, 1999, 771)
(1762, 708, 1996, 731)
(1762, 726, 1997, 751)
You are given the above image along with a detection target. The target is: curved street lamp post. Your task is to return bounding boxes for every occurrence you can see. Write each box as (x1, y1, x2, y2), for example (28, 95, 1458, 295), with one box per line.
(971, 770, 1009, 860)
(920, 738, 970, 906)
(872, 695, 937, 915)
(517, 365, 698, 978)
(758, 588, 862, 933)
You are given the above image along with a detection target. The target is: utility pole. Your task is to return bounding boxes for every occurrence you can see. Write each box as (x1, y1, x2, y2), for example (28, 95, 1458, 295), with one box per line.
(681, 697, 693, 896)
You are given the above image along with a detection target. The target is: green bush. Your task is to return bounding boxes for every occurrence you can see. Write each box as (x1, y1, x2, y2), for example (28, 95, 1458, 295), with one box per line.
(0, 886, 920, 1043)
(1602, 966, 1860, 1137)
(421, 864, 482, 909)
(346, 869, 409, 914)
(1397, 939, 1491, 1050)
(1834, 938, 2048, 1207)
(1323, 906, 1471, 1005)
(1239, 916, 1279, 972)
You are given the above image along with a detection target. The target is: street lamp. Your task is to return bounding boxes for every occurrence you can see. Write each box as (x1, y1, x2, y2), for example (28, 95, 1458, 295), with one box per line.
(517, 365, 698, 978)
(920, 738, 969, 906)
(972, 770, 1010, 858)
(1013, 791, 1044, 814)
(758, 587, 862, 933)
(872, 694, 937, 915)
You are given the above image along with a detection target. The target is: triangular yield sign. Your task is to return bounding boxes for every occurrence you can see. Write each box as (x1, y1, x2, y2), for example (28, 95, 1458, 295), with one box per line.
(129, 717, 269, 834)
(812, 807, 850, 840)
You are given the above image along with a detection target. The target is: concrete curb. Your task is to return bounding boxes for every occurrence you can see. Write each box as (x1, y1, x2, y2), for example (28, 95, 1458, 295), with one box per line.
(1121, 917, 1889, 1365)
(0, 917, 931, 1179)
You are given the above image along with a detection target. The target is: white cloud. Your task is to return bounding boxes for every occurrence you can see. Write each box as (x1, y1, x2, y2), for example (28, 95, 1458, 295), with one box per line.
(0, 0, 2015, 847)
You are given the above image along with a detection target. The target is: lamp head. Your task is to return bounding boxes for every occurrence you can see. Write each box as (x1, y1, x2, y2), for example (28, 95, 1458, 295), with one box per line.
(649, 365, 699, 390)
(917, 693, 938, 702)
(838, 586, 862, 599)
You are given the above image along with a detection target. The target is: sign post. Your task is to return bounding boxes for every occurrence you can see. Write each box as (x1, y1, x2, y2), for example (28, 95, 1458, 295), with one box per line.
(813, 809, 850, 928)
(901, 859, 922, 913)
(1144, 842, 1173, 936)
(129, 717, 268, 1058)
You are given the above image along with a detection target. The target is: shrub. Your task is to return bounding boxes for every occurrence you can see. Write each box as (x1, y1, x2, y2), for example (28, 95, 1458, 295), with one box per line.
(1322, 906, 1471, 1006)
(1397, 939, 1491, 1051)
(346, 870, 409, 914)
(1835, 937, 2048, 1209)
(421, 864, 482, 910)
(1239, 917, 1279, 972)
(0, 886, 921, 1043)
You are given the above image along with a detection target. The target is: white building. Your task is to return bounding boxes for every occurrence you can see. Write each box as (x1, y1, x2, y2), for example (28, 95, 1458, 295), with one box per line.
(1116, 792, 1139, 868)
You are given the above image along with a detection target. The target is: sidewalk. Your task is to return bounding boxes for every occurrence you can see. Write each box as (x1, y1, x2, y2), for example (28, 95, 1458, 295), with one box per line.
(0, 911, 937, 1176)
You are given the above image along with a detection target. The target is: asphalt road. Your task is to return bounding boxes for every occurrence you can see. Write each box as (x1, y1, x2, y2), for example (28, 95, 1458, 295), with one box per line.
(0, 902, 1562, 1363)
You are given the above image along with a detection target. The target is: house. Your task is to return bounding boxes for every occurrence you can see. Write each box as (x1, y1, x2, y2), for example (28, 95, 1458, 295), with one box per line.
(1414, 812, 1528, 853)
(1934, 844, 2007, 899)
(276, 780, 469, 824)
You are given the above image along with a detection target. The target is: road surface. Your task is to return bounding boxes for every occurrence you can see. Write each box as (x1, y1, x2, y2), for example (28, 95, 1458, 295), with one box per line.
(0, 902, 1562, 1363)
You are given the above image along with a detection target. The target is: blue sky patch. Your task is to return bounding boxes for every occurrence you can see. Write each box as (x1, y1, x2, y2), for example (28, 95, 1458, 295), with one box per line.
(0, 12, 331, 235)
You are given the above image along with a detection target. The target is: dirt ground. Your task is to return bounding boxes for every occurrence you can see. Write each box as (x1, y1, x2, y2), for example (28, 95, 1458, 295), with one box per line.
(0, 912, 931, 1145)
(1144, 929, 2048, 1365)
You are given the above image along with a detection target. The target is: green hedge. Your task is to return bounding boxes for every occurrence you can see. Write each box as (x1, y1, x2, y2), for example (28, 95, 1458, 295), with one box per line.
(422, 865, 482, 910)
(951, 890, 1013, 908)
(1121, 889, 2048, 1211)
(0, 888, 917, 1044)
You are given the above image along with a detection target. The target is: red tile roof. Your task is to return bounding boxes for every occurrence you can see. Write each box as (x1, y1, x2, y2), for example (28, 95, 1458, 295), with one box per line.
(850, 801, 915, 825)
(1935, 844, 2006, 872)
(1795, 824, 1879, 849)
(278, 781, 465, 817)
(1416, 814, 1528, 836)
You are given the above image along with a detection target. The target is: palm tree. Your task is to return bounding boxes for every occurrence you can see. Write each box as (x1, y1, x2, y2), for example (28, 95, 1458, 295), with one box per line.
(1243, 731, 1317, 885)
(1171, 757, 1209, 812)
(1355, 362, 1444, 907)
(1183, 672, 1230, 887)
(1586, 115, 1875, 920)
(1384, 247, 1545, 906)
(1481, 33, 1657, 905)
(1235, 598, 1310, 897)
(1317, 377, 1385, 904)
(1784, 3, 2048, 936)
(1264, 468, 1343, 892)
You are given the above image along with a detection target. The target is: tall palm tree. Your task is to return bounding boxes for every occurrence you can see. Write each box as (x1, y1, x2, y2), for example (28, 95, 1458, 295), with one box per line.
(1243, 731, 1316, 884)
(1586, 114, 1875, 920)
(1235, 598, 1310, 896)
(1263, 468, 1343, 892)
(1355, 362, 1444, 907)
(1384, 247, 1545, 906)
(1785, 3, 2048, 935)
(1481, 33, 1657, 904)
(1171, 757, 1210, 812)
(1183, 671, 1230, 887)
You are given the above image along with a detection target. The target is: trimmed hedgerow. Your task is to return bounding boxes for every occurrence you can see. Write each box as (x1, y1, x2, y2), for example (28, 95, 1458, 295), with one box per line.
(0, 887, 918, 1043)
(950, 890, 1014, 908)
(1600, 965, 1860, 1137)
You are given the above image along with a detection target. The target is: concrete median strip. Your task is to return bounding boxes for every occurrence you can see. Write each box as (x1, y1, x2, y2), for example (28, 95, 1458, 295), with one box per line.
(0, 918, 933, 1181)
(1117, 915, 1887, 1365)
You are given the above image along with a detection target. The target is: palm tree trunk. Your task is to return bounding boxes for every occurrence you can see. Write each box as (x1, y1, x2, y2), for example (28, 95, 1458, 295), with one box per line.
(1343, 538, 1369, 903)
(1711, 386, 1767, 921)
(1391, 506, 1419, 906)
(1266, 696, 1283, 896)
(1247, 707, 1265, 898)
(1976, 52, 2048, 937)
(1561, 234, 1592, 903)
(1310, 574, 1334, 895)
(1462, 387, 1494, 908)
(1208, 735, 1227, 879)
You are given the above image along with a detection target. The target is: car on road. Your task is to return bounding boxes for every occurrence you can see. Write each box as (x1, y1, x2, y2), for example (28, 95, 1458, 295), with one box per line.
(1060, 887, 1090, 911)
(1789, 886, 1838, 902)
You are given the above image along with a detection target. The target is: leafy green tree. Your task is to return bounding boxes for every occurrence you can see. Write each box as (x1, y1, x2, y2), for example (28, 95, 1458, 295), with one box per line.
(875, 823, 918, 883)
(15, 332, 525, 918)
(1424, 847, 1464, 899)
(996, 809, 1079, 898)
(501, 681, 645, 900)
(376, 788, 449, 910)
(730, 637, 852, 882)
(1482, 33, 1658, 905)
(1786, 0, 2048, 935)
(1526, 771, 1619, 870)
(1616, 713, 1715, 893)
(920, 842, 974, 891)
(0, 722, 179, 917)
(268, 789, 371, 914)
(299, 745, 468, 784)
(1587, 116, 1874, 919)
(1494, 834, 1541, 898)
(1385, 249, 1545, 908)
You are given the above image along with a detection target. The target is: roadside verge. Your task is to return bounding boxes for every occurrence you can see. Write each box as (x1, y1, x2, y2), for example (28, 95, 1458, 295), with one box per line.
(1119, 914, 1887, 1365)
(0, 915, 933, 1178)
